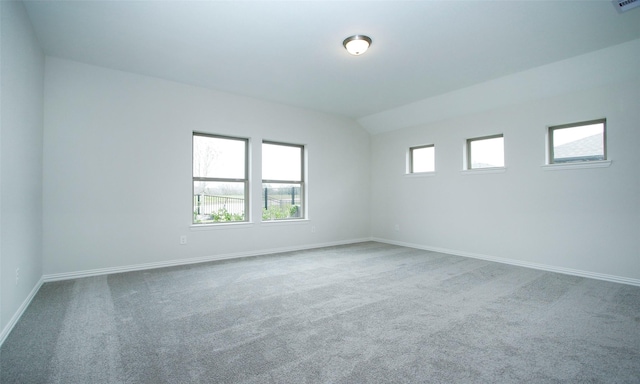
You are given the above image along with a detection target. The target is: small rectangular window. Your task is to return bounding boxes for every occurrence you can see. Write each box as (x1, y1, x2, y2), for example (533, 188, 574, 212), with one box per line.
(549, 119, 606, 164)
(409, 145, 435, 173)
(467, 134, 504, 169)
(262, 141, 305, 221)
(193, 133, 248, 224)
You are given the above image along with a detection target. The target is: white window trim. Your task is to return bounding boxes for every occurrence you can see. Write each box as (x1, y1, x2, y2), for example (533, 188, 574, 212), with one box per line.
(541, 160, 612, 171)
(547, 118, 607, 165)
(460, 167, 507, 175)
(190, 222, 255, 231)
(261, 218, 310, 225)
(405, 171, 437, 178)
(262, 140, 306, 221)
(407, 144, 435, 174)
(192, 132, 250, 225)
(464, 133, 505, 171)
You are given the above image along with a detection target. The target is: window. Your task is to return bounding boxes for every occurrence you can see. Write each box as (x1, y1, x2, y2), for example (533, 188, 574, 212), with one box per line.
(262, 141, 304, 220)
(409, 145, 435, 173)
(193, 133, 248, 224)
(548, 119, 606, 164)
(466, 134, 504, 169)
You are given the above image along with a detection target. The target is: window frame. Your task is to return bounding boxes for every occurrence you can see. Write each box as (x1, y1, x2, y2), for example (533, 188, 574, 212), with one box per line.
(466, 133, 505, 170)
(548, 118, 607, 165)
(262, 140, 305, 221)
(408, 144, 435, 174)
(192, 132, 249, 225)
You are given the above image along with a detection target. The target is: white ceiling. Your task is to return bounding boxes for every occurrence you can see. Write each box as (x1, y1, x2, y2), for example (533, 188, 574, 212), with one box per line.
(23, 0, 640, 131)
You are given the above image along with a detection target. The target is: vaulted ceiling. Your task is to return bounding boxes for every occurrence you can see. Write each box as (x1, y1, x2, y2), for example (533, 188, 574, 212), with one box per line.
(23, 1, 640, 132)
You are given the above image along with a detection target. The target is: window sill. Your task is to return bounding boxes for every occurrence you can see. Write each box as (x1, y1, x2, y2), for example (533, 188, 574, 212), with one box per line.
(405, 171, 437, 178)
(460, 167, 506, 175)
(190, 222, 255, 231)
(261, 218, 309, 226)
(541, 160, 612, 171)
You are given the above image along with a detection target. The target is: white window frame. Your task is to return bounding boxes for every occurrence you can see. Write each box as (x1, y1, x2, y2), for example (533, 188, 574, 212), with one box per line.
(465, 134, 505, 171)
(547, 118, 607, 165)
(408, 144, 435, 174)
(262, 141, 305, 221)
(192, 132, 249, 225)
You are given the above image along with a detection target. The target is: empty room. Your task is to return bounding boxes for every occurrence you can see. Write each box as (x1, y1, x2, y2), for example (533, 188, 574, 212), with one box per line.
(1, 0, 640, 382)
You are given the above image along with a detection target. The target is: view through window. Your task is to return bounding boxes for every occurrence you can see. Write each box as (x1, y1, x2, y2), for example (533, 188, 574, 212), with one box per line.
(409, 145, 435, 173)
(193, 133, 248, 224)
(549, 119, 606, 164)
(467, 134, 504, 169)
(262, 141, 304, 220)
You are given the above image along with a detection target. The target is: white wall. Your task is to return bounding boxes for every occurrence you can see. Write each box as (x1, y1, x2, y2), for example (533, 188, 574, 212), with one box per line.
(4, 9, 638, 343)
(43, 58, 371, 276)
(371, 42, 640, 282)
(0, 1, 45, 333)
(359, 39, 640, 134)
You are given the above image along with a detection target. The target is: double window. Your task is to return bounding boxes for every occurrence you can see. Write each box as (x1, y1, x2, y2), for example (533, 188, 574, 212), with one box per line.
(262, 141, 305, 221)
(192, 134, 305, 225)
(192, 133, 248, 224)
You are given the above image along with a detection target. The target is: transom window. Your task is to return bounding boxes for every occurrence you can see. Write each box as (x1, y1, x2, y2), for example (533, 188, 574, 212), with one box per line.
(466, 134, 504, 169)
(409, 145, 435, 173)
(548, 119, 606, 164)
(262, 141, 305, 220)
(193, 133, 248, 224)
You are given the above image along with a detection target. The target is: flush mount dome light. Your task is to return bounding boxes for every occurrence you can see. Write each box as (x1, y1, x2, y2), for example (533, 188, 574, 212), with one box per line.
(343, 35, 372, 56)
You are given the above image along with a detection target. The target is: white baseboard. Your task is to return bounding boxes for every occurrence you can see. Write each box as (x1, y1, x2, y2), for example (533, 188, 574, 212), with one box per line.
(7, 236, 635, 349)
(2, 238, 367, 348)
(372, 237, 640, 287)
(42, 238, 372, 282)
(0, 277, 44, 347)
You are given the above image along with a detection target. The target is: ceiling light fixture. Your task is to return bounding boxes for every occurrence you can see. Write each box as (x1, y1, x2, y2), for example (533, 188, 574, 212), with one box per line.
(343, 35, 372, 56)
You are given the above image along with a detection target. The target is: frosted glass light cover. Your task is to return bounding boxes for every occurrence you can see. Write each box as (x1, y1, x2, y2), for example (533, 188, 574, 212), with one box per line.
(346, 39, 369, 55)
(343, 35, 371, 55)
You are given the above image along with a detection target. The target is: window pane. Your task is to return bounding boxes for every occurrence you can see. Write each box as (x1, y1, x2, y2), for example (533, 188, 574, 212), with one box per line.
(552, 122, 604, 163)
(411, 146, 435, 173)
(193, 181, 245, 223)
(469, 136, 504, 169)
(193, 135, 246, 179)
(262, 183, 302, 220)
(262, 143, 302, 181)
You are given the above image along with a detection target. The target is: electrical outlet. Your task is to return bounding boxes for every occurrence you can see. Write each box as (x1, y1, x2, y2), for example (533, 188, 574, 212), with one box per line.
(180, 235, 187, 245)
(311, 226, 316, 233)
(16, 268, 20, 285)
(394, 224, 400, 231)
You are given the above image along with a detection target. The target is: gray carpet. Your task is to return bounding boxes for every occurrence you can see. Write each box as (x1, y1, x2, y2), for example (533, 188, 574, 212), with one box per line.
(1, 242, 639, 383)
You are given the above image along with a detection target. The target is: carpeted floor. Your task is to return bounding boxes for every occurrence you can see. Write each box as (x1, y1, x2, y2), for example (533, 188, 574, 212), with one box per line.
(1, 242, 639, 383)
